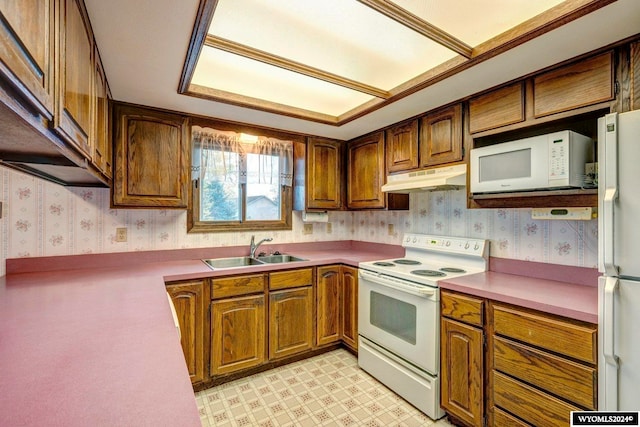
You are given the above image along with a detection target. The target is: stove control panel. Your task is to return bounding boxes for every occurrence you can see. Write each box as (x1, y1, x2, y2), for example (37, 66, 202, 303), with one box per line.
(402, 233, 488, 257)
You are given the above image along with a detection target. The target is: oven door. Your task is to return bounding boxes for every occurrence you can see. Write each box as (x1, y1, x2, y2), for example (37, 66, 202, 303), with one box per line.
(358, 269, 439, 375)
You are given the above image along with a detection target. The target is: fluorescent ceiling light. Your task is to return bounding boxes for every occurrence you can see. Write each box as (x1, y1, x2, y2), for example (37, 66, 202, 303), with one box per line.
(182, 0, 583, 124)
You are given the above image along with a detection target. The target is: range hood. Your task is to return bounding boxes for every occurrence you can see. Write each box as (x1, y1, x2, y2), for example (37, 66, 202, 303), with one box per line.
(381, 164, 467, 193)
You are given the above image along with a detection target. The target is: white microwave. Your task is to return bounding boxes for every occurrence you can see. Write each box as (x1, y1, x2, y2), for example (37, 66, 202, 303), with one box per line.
(470, 130, 593, 194)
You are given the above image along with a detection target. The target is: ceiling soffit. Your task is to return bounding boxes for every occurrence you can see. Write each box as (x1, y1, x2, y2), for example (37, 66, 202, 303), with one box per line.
(178, 0, 614, 126)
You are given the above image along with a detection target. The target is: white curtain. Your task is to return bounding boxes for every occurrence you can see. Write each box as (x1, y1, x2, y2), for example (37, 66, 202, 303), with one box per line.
(192, 126, 293, 186)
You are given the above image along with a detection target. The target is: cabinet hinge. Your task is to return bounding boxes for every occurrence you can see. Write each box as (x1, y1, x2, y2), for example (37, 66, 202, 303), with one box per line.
(614, 80, 620, 96)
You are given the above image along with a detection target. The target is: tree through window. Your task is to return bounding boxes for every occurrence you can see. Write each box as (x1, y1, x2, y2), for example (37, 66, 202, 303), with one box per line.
(188, 126, 293, 232)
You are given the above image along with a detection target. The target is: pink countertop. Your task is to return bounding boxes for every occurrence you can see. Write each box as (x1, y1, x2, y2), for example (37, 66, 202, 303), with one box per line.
(0, 241, 598, 425)
(0, 241, 402, 426)
(440, 260, 599, 323)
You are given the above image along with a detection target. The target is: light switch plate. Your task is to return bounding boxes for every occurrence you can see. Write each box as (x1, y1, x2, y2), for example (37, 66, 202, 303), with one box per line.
(115, 227, 128, 242)
(303, 223, 313, 235)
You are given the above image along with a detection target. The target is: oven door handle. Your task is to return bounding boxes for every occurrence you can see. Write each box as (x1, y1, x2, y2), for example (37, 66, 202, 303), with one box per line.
(359, 270, 437, 300)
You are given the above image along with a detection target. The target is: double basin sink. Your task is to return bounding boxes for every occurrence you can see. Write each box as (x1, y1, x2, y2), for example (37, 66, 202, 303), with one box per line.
(203, 254, 307, 270)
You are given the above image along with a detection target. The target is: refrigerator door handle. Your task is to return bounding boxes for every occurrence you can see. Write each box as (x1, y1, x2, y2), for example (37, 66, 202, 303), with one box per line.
(603, 277, 619, 368)
(603, 188, 619, 276)
(601, 277, 620, 410)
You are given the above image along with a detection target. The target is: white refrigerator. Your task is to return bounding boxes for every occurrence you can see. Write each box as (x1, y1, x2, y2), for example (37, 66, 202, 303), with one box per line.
(598, 109, 640, 411)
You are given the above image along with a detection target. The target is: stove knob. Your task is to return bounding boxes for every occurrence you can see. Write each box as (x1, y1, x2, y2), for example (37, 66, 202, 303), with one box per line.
(412, 237, 417, 243)
(405, 236, 411, 242)
(445, 240, 451, 247)
(474, 243, 480, 250)
(464, 242, 470, 249)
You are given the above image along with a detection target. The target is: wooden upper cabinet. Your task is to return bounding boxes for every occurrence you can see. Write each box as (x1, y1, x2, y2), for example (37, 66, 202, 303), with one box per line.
(306, 137, 343, 210)
(347, 132, 386, 209)
(112, 104, 190, 208)
(469, 83, 525, 134)
(632, 42, 640, 111)
(386, 119, 419, 173)
(93, 49, 111, 179)
(0, 0, 55, 118)
(419, 104, 463, 167)
(166, 280, 207, 385)
(534, 51, 614, 118)
(54, 0, 95, 158)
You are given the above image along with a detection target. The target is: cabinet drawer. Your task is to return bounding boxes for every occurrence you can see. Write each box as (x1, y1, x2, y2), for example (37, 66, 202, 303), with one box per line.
(211, 274, 266, 299)
(441, 291, 484, 327)
(270, 268, 313, 290)
(494, 336, 597, 409)
(492, 304, 597, 364)
(469, 82, 525, 134)
(533, 51, 613, 117)
(494, 407, 531, 427)
(493, 371, 580, 427)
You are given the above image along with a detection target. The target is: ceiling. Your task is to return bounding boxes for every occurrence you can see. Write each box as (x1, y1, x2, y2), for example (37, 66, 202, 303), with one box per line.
(84, 0, 640, 140)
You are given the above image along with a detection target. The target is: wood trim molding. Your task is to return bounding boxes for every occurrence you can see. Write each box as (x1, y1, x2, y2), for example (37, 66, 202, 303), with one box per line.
(204, 35, 390, 99)
(178, 0, 219, 93)
(356, 0, 472, 58)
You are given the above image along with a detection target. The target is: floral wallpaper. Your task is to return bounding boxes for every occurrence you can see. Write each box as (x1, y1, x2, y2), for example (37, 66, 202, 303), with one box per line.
(0, 166, 597, 277)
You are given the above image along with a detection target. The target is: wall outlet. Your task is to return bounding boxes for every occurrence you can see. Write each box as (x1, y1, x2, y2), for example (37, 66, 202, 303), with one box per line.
(326, 222, 332, 234)
(303, 223, 313, 235)
(115, 227, 128, 242)
(388, 223, 395, 236)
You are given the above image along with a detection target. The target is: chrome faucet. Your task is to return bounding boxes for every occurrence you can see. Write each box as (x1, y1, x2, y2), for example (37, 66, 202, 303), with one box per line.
(250, 235, 273, 258)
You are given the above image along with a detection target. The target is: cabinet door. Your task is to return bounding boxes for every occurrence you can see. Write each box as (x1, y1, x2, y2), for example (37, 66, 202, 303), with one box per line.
(420, 104, 463, 167)
(0, 0, 55, 118)
(469, 83, 525, 134)
(93, 49, 111, 179)
(211, 295, 266, 375)
(112, 104, 190, 208)
(340, 266, 358, 351)
(54, 0, 95, 158)
(441, 317, 484, 427)
(316, 266, 341, 346)
(386, 119, 419, 173)
(269, 287, 313, 359)
(166, 281, 207, 384)
(307, 137, 343, 210)
(347, 132, 386, 209)
(533, 51, 613, 118)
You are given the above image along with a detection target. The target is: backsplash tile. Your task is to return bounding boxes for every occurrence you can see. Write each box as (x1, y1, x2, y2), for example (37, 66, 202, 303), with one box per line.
(0, 167, 597, 276)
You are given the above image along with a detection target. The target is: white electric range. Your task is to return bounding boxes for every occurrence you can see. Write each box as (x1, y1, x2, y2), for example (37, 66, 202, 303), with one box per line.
(358, 233, 489, 420)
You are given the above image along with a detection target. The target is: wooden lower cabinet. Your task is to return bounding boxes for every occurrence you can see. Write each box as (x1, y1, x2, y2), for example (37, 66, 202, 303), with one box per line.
(316, 265, 358, 351)
(166, 280, 207, 385)
(440, 291, 484, 427)
(440, 291, 598, 427)
(210, 294, 266, 375)
(269, 287, 314, 359)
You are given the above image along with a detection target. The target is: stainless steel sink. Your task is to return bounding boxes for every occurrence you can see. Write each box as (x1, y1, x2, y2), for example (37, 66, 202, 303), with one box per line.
(256, 254, 307, 263)
(203, 256, 265, 269)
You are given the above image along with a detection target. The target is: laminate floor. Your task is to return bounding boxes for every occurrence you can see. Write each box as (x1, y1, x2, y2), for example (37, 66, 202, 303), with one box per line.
(195, 348, 455, 427)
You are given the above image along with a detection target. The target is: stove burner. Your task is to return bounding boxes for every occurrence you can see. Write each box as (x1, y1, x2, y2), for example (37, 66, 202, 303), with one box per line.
(411, 269, 446, 277)
(373, 262, 395, 267)
(393, 259, 421, 265)
(440, 267, 466, 273)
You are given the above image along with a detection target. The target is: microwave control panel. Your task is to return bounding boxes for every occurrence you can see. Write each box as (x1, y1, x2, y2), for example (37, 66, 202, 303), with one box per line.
(548, 135, 568, 178)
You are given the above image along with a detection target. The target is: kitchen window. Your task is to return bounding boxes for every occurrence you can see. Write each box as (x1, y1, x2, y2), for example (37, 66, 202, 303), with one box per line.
(188, 125, 293, 232)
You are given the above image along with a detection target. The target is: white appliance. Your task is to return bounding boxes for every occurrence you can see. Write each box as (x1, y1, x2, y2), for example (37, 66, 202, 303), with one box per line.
(470, 130, 593, 193)
(358, 234, 489, 420)
(598, 109, 640, 411)
(381, 164, 466, 193)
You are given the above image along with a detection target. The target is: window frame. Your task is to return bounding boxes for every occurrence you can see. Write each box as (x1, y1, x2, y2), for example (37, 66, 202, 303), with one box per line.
(187, 119, 302, 233)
